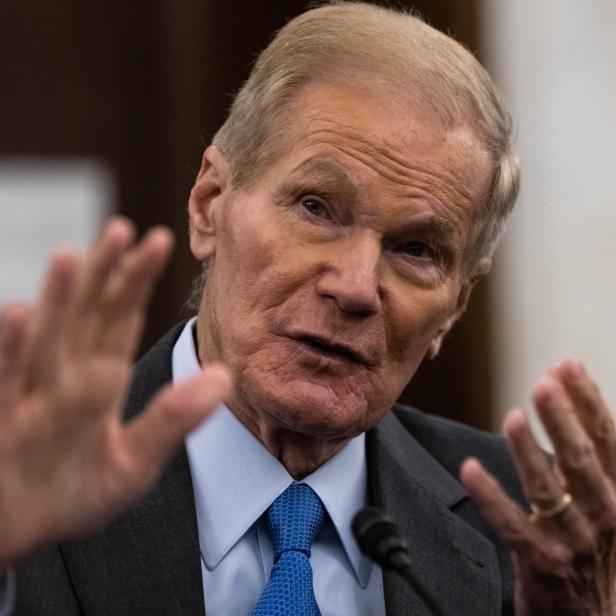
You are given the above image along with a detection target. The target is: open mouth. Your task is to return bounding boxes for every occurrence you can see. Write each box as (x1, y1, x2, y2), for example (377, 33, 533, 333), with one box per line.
(295, 335, 363, 364)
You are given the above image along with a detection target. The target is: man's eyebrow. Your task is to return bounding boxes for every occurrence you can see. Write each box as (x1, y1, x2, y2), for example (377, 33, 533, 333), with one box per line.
(395, 213, 462, 242)
(287, 158, 359, 191)
(271, 158, 360, 208)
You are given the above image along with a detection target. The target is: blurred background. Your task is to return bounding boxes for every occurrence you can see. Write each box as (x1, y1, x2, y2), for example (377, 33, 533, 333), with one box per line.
(1, 1, 614, 436)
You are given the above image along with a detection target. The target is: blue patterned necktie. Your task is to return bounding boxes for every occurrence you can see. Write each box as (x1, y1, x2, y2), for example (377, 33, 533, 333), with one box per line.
(252, 483, 325, 616)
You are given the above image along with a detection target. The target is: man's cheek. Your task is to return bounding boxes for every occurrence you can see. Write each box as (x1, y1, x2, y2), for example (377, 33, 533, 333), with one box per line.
(385, 301, 455, 362)
(227, 323, 272, 365)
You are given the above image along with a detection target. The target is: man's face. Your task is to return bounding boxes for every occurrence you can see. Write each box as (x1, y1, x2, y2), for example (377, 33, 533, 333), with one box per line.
(191, 79, 492, 440)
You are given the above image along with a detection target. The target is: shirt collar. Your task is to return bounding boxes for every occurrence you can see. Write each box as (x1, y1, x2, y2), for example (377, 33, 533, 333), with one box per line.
(173, 318, 373, 588)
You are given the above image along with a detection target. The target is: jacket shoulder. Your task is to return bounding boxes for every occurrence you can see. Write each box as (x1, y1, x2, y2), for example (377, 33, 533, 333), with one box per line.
(391, 403, 525, 504)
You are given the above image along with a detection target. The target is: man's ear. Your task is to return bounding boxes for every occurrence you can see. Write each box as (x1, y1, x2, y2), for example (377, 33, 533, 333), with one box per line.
(427, 258, 492, 359)
(188, 145, 232, 260)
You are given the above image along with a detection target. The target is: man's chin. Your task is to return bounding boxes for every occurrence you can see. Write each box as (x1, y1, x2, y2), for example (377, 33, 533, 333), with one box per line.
(245, 376, 376, 439)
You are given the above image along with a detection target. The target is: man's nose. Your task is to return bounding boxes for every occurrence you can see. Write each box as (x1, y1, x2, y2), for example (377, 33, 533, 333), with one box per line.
(315, 237, 381, 315)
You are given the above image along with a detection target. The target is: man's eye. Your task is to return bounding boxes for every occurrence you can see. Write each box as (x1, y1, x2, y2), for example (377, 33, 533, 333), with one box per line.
(400, 241, 432, 259)
(301, 197, 328, 218)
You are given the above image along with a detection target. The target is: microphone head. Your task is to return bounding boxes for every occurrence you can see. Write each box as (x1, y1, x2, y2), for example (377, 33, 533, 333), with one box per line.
(353, 508, 445, 616)
(352, 507, 411, 571)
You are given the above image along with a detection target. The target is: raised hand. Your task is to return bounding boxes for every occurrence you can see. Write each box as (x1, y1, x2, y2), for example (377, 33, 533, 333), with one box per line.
(0, 218, 232, 570)
(461, 361, 616, 615)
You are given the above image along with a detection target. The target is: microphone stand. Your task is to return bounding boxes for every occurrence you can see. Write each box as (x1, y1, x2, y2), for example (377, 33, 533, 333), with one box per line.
(386, 549, 447, 616)
(352, 507, 448, 616)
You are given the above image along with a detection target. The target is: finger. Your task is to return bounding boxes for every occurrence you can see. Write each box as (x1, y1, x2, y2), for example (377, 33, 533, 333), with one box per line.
(21, 249, 79, 389)
(94, 227, 174, 358)
(120, 363, 233, 484)
(503, 409, 593, 542)
(534, 377, 616, 526)
(67, 217, 136, 356)
(459, 458, 568, 564)
(0, 304, 31, 409)
(503, 409, 562, 511)
(551, 360, 616, 482)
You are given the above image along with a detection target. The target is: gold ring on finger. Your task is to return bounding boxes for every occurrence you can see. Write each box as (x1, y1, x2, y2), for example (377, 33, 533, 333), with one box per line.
(530, 492, 573, 519)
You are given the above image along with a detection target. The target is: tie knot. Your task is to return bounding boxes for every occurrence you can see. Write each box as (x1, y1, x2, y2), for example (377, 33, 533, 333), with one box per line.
(267, 483, 325, 559)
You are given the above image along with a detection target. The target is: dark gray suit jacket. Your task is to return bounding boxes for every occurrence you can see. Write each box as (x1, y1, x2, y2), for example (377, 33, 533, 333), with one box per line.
(16, 324, 525, 615)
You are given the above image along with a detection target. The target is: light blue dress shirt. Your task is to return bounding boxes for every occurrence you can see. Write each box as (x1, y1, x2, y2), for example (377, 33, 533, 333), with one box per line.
(174, 318, 385, 616)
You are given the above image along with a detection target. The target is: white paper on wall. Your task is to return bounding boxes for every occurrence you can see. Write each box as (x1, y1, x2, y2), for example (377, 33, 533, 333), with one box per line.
(0, 158, 116, 306)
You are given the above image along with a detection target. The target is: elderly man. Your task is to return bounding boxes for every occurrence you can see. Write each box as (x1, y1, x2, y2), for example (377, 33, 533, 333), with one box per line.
(1, 3, 615, 615)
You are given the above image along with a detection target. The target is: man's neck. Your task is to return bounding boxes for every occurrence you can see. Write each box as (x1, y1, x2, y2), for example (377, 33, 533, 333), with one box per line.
(226, 402, 350, 479)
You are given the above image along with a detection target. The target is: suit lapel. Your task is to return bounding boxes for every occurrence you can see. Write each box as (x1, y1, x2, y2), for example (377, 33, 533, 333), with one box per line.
(62, 324, 206, 616)
(367, 412, 502, 616)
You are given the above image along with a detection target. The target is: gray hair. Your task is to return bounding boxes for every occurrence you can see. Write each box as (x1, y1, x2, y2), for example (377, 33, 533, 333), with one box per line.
(187, 1, 519, 310)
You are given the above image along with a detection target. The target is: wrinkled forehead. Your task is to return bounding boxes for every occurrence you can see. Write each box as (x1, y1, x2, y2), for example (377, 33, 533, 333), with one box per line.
(294, 78, 486, 154)
(278, 80, 493, 207)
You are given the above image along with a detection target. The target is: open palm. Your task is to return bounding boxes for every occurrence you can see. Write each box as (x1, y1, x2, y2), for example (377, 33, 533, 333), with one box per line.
(0, 219, 231, 570)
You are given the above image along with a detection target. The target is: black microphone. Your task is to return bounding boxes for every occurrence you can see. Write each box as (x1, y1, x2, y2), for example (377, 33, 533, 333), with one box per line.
(352, 507, 447, 616)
